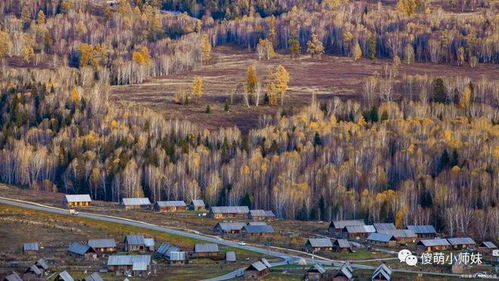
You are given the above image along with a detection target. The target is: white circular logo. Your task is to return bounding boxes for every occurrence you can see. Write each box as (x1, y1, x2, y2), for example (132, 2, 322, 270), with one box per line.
(398, 249, 412, 263)
(405, 255, 418, 266)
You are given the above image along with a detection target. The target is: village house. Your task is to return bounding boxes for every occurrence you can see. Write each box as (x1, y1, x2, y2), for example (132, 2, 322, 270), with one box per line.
(23, 242, 39, 254)
(333, 239, 353, 252)
(213, 222, 247, 234)
(331, 262, 353, 281)
(328, 220, 366, 236)
(249, 210, 276, 221)
(68, 242, 96, 259)
(120, 198, 151, 210)
(373, 223, 396, 232)
(344, 225, 375, 239)
(225, 251, 236, 262)
(35, 259, 49, 272)
(25, 263, 43, 277)
(156, 243, 187, 265)
(447, 237, 476, 249)
(88, 239, 117, 253)
(190, 200, 206, 211)
(154, 201, 187, 212)
(367, 233, 397, 247)
(304, 238, 333, 253)
(3, 272, 22, 281)
(63, 194, 92, 208)
(371, 264, 392, 281)
(209, 206, 249, 219)
(54, 271, 74, 281)
(416, 239, 450, 252)
(124, 235, 146, 252)
(479, 241, 497, 255)
(242, 224, 275, 236)
(244, 260, 271, 279)
(83, 272, 104, 281)
(144, 238, 155, 251)
(378, 229, 417, 244)
(193, 243, 219, 258)
(107, 255, 151, 276)
(305, 264, 327, 281)
(407, 225, 437, 238)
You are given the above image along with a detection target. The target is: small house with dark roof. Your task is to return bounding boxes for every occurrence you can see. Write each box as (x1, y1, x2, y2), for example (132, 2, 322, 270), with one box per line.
(417, 238, 450, 252)
(305, 264, 327, 281)
(23, 242, 39, 253)
(124, 235, 146, 252)
(249, 210, 276, 221)
(242, 224, 275, 236)
(407, 225, 437, 238)
(378, 229, 417, 244)
(120, 198, 151, 210)
(373, 223, 396, 232)
(367, 233, 396, 247)
(333, 239, 353, 252)
(305, 238, 333, 252)
(143, 238, 155, 251)
(225, 251, 236, 262)
(68, 242, 96, 259)
(210, 206, 249, 219)
(447, 237, 476, 249)
(83, 272, 104, 281)
(88, 238, 117, 253)
(35, 259, 49, 271)
(156, 243, 187, 265)
(25, 264, 43, 277)
(193, 243, 219, 258)
(371, 264, 391, 281)
(331, 262, 354, 281)
(54, 271, 74, 281)
(213, 222, 246, 234)
(107, 255, 151, 275)
(479, 241, 497, 255)
(63, 194, 92, 207)
(344, 225, 375, 239)
(328, 220, 365, 235)
(244, 260, 271, 279)
(3, 272, 23, 281)
(190, 200, 206, 211)
(154, 201, 187, 212)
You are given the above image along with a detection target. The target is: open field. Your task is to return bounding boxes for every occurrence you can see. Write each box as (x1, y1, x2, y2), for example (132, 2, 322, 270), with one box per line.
(0, 203, 263, 281)
(111, 46, 499, 132)
(0, 184, 328, 251)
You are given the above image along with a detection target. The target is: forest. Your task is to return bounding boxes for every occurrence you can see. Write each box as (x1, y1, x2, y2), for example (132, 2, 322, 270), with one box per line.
(0, 0, 498, 242)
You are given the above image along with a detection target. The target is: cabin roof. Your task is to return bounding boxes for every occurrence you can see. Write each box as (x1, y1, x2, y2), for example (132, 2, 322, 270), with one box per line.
(121, 198, 151, 206)
(88, 239, 116, 248)
(65, 194, 91, 203)
(407, 225, 437, 234)
(307, 238, 333, 248)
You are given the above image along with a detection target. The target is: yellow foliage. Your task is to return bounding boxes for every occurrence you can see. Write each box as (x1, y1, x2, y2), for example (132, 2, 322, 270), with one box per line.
(246, 64, 258, 94)
(0, 31, 11, 58)
(111, 120, 119, 129)
(132, 47, 152, 65)
(71, 88, 80, 103)
(451, 165, 461, 173)
(395, 206, 408, 228)
(22, 46, 34, 63)
(267, 65, 290, 106)
(192, 76, 203, 98)
(201, 34, 212, 63)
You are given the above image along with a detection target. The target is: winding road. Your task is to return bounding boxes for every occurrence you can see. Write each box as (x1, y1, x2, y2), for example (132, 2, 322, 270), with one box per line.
(0, 197, 496, 280)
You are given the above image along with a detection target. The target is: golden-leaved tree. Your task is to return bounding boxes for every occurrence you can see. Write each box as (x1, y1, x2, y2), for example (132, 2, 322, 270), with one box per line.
(267, 65, 290, 106)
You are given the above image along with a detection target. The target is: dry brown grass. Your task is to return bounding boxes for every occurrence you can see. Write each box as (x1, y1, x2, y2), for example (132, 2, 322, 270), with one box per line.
(111, 46, 499, 132)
